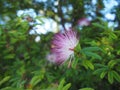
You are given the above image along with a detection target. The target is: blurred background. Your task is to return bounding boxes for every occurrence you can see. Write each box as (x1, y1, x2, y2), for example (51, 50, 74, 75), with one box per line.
(0, 0, 120, 90)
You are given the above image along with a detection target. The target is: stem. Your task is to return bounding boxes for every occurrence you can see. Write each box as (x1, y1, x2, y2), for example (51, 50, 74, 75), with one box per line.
(74, 43, 82, 58)
(67, 58, 72, 68)
(74, 49, 81, 58)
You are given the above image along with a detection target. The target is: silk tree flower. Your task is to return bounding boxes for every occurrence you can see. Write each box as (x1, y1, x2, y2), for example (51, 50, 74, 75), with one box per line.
(46, 53, 56, 63)
(51, 29, 79, 64)
(77, 18, 90, 26)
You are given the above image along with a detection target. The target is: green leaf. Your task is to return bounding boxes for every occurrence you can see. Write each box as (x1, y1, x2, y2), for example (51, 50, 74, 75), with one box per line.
(57, 79, 65, 90)
(62, 83, 71, 90)
(117, 50, 120, 55)
(82, 60, 94, 70)
(0, 76, 10, 86)
(93, 68, 107, 75)
(100, 71, 107, 79)
(57, 79, 71, 90)
(30, 69, 45, 88)
(30, 75, 44, 87)
(108, 60, 117, 69)
(94, 63, 107, 68)
(0, 28, 2, 35)
(79, 87, 94, 90)
(92, 23, 105, 30)
(83, 51, 102, 60)
(110, 33, 117, 39)
(82, 47, 102, 52)
(1, 87, 23, 90)
(112, 71, 120, 82)
(3, 54, 15, 59)
(71, 58, 79, 69)
(108, 71, 114, 84)
(74, 43, 81, 52)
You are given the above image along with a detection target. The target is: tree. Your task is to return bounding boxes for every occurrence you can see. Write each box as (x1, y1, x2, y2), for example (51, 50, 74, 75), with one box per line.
(0, 0, 120, 90)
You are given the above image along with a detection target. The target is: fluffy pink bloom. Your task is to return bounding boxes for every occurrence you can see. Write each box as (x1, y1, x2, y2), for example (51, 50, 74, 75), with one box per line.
(46, 53, 56, 63)
(51, 29, 79, 64)
(77, 18, 90, 26)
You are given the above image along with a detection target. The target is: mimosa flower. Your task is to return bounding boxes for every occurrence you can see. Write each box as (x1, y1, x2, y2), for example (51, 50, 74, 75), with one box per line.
(78, 18, 90, 26)
(46, 53, 56, 63)
(51, 29, 79, 64)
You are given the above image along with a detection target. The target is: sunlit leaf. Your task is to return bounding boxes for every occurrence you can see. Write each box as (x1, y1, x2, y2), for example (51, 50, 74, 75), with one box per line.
(62, 83, 71, 90)
(82, 60, 94, 70)
(108, 60, 117, 69)
(79, 87, 94, 90)
(0, 76, 10, 86)
(57, 79, 65, 90)
(112, 71, 120, 82)
(100, 71, 107, 79)
(108, 71, 114, 84)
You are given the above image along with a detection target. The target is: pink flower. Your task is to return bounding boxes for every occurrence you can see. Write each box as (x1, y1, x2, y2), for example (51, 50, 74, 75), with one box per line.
(51, 29, 79, 64)
(46, 53, 56, 63)
(77, 18, 90, 26)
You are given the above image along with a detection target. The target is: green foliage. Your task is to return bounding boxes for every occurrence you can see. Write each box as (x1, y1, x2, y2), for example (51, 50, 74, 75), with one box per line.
(29, 69, 45, 89)
(0, 0, 120, 90)
(57, 79, 71, 90)
(72, 43, 81, 68)
(82, 60, 94, 70)
(80, 46, 102, 60)
(0, 76, 10, 86)
(79, 87, 94, 90)
(1, 87, 23, 90)
(94, 60, 120, 84)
